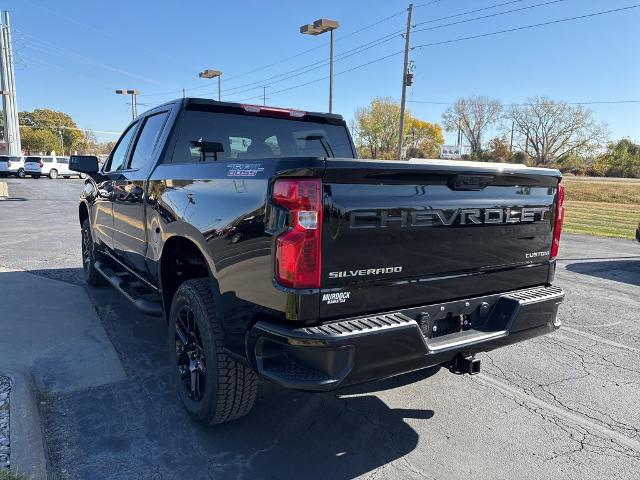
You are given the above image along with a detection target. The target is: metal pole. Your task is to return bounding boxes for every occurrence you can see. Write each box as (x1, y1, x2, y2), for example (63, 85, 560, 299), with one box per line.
(396, 3, 413, 160)
(329, 28, 334, 113)
(182, 88, 186, 98)
(510, 120, 514, 153)
(217, 76, 221, 101)
(131, 92, 137, 119)
(58, 127, 64, 156)
(263, 86, 266, 105)
(0, 18, 8, 145)
(4, 11, 19, 155)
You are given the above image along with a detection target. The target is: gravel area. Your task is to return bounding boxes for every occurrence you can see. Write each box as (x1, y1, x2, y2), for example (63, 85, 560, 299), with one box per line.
(0, 376, 10, 470)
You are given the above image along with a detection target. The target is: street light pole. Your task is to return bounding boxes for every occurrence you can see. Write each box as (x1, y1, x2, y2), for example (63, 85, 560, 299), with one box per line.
(300, 18, 339, 113)
(329, 28, 334, 113)
(115, 89, 140, 120)
(198, 69, 222, 101)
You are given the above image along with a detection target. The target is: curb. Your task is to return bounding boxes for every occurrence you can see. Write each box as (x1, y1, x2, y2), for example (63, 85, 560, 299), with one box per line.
(3, 368, 47, 480)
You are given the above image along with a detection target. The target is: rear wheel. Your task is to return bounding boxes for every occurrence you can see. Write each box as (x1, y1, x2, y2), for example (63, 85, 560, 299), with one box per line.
(169, 278, 258, 425)
(17, 168, 24, 178)
(49, 169, 58, 179)
(81, 218, 106, 286)
(33, 174, 41, 179)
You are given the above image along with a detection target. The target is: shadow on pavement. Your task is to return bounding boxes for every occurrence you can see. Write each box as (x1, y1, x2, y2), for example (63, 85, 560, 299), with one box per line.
(38, 279, 437, 480)
(25, 267, 85, 286)
(565, 259, 640, 286)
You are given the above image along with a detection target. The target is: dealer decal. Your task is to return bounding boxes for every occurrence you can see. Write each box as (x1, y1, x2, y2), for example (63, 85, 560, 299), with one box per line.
(322, 291, 351, 305)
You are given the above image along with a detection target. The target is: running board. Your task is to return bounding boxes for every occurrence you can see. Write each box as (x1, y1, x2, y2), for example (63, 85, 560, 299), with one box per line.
(94, 260, 163, 316)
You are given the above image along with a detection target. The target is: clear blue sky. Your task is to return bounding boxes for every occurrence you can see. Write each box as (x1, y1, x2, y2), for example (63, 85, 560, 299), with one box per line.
(6, 0, 640, 144)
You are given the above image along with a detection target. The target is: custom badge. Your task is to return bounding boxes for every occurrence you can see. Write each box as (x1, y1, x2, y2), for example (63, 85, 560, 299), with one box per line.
(227, 163, 265, 177)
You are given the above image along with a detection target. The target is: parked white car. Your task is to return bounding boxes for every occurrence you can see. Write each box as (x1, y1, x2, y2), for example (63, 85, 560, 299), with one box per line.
(42, 156, 82, 179)
(24, 156, 43, 178)
(0, 155, 25, 177)
(24, 155, 83, 179)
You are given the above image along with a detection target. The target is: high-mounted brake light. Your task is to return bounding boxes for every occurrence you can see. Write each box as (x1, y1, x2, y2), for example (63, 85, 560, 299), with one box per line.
(241, 104, 306, 118)
(272, 178, 322, 289)
(550, 183, 565, 260)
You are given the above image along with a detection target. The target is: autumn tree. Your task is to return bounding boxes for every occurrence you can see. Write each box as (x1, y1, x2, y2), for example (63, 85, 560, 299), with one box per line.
(593, 139, 640, 178)
(484, 137, 513, 163)
(508, 96, 608, 165)
(442, 95, 502, 157)
(355, 97, 443, 159)
(19, 109, 87, 154)
(404, 118, 444, 158)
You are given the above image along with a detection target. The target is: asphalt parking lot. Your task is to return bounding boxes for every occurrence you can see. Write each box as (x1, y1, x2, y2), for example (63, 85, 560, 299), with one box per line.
(1, 177, 639, 480)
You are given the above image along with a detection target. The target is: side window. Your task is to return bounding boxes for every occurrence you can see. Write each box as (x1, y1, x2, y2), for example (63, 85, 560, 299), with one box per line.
(105, 122, 138, 172)
(128, 112, 169, 170)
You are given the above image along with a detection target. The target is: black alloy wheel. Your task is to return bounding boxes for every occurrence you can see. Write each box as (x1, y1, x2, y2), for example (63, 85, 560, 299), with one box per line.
(175, 304, 207, 401)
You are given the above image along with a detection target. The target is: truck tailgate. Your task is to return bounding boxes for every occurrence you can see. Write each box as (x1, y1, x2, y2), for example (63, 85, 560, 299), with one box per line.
(320, 158, 562, 319)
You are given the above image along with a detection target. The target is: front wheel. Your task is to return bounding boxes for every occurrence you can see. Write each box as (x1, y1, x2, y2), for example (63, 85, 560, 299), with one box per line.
(81, 218, 106, 286)
(169, 278, 258, 425)
(49, 169, 58, 179)
(17, 168, 25, 178)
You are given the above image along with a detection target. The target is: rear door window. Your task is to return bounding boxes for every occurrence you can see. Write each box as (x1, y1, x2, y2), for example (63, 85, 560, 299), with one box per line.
(25, 157, 41, 163)
(128, 112, 169, 170)
(171, 110, 354, 164)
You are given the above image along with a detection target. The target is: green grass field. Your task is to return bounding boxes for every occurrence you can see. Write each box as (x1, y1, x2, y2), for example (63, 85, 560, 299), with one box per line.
(563, 179, 639, 239)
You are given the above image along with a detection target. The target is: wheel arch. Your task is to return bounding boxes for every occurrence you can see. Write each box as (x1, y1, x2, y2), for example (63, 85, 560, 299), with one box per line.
(159, 235, 219, 323)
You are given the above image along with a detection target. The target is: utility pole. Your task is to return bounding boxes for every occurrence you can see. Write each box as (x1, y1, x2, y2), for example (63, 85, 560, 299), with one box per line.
(58, 127, 64, 156)
(396, 3, 413, 161)
(0, 11, 20, 156)
(509, 120, 515, 153)
(262, 86, 267, 105)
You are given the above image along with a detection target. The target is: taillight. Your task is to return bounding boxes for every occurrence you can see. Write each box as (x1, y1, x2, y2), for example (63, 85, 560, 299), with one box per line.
(272, 178, 322, 289)
(6, 160, 10, 167)
(39, 160, 44, 168)
(550, 183, 565, 260)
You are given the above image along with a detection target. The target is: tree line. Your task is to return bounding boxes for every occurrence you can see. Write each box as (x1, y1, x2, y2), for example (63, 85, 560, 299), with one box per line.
(7, 108, 115, 156)
(355, 95, 639, 178)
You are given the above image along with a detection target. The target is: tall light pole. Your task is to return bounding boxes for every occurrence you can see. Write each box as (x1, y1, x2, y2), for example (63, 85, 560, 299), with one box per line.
(198, 69, 222, 101)
(115, 89, 140, 120)
(300, 18, 339, 113)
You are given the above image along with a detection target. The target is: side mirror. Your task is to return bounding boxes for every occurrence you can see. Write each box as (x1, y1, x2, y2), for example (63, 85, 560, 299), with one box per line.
(69, 155, 99, 173)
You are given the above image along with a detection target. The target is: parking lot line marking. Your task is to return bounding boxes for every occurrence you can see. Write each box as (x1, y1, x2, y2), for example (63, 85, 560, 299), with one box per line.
(475, 373, 640, 452)
(559, 327, 640, 354)
(0, 181, 7, 197)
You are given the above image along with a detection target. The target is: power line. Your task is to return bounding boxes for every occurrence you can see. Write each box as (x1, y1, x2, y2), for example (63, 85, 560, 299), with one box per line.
(413, 5, 640, 50)
(414, 0, 527, 26)
(140, 8, 409, 98)
(408, 99, 640, 106)
(19, 124, 121, 135)
(178, 0, 569, 101)
(229, 4, 639, 105)
(413, 0, 571, 34)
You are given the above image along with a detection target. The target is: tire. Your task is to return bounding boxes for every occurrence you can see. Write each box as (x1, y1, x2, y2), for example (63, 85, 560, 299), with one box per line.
(168, 278, 258, 425)
(34, 174, 41, 179)
(63, 176, 70, 179)
(49, 169, 58, 179)
(17, 168, 24, 178)
(81, 218, 106, 286)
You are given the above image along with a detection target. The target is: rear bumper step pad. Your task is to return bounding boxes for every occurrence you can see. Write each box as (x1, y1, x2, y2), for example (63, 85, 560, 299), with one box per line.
(246, 285, 564, 391)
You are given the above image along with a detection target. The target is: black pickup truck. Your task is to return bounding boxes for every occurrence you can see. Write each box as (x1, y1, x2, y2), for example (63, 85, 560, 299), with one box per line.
(70, 98, 565, 425)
